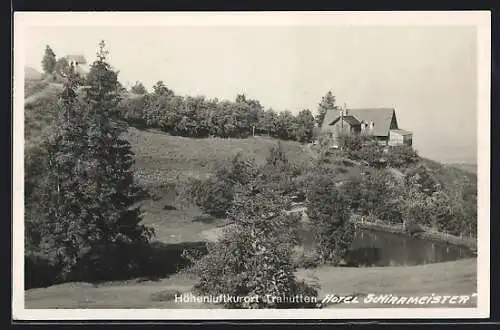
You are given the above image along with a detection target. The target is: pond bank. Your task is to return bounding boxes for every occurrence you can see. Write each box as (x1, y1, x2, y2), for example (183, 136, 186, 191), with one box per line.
(352, 219, 477, 252)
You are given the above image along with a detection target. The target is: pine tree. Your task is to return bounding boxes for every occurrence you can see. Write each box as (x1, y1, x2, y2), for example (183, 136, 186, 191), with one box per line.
(74, 40, 154, 279)
(37, 63, 90, 276)
(316, 91, 337, 127)
(130, 81, 147, 94)
(37, 41, 154, 282)
(41, 45, 57, 75)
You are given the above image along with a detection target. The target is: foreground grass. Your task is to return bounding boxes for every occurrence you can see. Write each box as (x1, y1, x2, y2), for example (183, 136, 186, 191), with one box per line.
(25, 258, 476, 309)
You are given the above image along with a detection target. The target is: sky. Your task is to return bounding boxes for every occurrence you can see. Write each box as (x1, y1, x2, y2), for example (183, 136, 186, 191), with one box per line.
(22, 23, 478, 164)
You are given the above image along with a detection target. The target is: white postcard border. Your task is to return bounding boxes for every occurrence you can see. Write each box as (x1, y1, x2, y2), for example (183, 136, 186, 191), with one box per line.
(12, 11, 491, 320)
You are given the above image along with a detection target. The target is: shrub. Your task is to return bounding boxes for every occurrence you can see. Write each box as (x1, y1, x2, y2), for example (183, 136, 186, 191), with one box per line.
(351, 143, 384, 167)
(386, 145, 419, 168)
(187, 176, 234, 218)
(118, 96, 148, 129)
(341, 171, 403, 225)
(186, 165, 318, 308)
(404, 164, 442, 196)
(185, 154, 256, 217)
(306, 173, 355, 265)
(337, 133, 365, 152)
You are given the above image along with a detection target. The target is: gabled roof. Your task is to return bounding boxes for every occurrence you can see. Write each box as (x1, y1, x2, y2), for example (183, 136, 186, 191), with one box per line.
(390, 129, 412, 136)
(341, 115, 361, 126)
(65, 54, 87, 64)
(322, 108, 397, 137)
(322, 107, 341, 127)
(347, 108, 396, 137)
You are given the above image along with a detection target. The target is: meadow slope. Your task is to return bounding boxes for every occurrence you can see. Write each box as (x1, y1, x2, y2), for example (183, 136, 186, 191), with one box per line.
(23, 82, 478, 309)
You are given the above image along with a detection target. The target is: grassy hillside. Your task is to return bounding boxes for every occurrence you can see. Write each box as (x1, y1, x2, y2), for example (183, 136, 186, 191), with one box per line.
(23, 80, 478, 309)
(126, 128, 314, 185)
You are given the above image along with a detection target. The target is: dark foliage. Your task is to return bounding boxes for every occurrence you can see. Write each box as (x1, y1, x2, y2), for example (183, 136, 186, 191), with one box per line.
(185, 161, 318, 308)
(26, 41, 154, 284)
(306, 172, 355, 265)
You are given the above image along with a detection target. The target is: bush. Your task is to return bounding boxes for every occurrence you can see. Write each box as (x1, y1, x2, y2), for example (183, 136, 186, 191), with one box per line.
(337, 133, 376, 151)
(118, 96, 148, 129)
(306, 173, 355, 265)
(185, 154, 256, 217)
(187, 176, 234, 218)
(404, 164, 442, 196)
(186, 165, 318, 308)
(386, 145, 419, 168)
(351, 143, 384, 167)
(341, 171, 403, 225)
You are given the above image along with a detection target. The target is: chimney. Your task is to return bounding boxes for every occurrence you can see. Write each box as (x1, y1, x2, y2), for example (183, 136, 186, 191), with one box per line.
(340, 108, 343, 130)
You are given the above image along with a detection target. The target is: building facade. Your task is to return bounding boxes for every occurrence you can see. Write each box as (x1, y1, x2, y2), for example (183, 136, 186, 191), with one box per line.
(321, 107, 413, 147)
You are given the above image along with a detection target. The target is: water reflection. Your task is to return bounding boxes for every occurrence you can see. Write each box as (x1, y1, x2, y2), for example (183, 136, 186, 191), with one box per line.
(299, 228, 475, 267)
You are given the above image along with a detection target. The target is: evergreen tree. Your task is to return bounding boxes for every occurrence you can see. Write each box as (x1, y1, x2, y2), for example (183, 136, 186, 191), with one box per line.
(130, 81, 147, 94)
(152, 80, 174, 97)
(316, 91, 337, 127)
(37, 63, 90, 276)
(77, 41, 154, 278)
(41, 45, 57, 75)
(37, 41, 154, 281)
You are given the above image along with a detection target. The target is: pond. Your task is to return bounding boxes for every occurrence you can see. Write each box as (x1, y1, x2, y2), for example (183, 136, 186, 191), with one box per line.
(299, 228, 475, 267)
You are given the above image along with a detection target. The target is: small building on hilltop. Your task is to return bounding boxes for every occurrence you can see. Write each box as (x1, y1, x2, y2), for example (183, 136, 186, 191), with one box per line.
(65, 54, 89, 77)
(320, 107, 413, 147)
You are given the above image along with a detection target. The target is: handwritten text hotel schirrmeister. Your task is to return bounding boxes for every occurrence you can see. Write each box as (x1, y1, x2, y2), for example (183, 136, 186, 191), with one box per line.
(175, 293, 476, 305)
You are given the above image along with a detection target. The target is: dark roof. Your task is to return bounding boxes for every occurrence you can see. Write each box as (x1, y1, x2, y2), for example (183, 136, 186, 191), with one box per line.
(322, 108, 397, 137)
(390, 129, 412, 136)
(348, 108, 396, 137)
(65, 54, 87, 64)
(342, 115, 361, 126)
(322, 108, 341, 127)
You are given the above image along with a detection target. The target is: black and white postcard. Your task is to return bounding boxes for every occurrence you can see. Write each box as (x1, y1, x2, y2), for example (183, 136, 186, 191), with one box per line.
(12, 11, 491, 320)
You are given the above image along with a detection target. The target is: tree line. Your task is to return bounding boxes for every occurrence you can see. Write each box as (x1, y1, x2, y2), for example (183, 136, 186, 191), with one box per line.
(120, 84, 339, 142)
(42, 44, 340, 143)
(121, 87, 320, 143)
